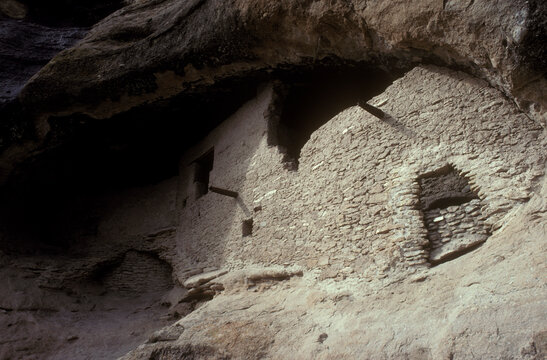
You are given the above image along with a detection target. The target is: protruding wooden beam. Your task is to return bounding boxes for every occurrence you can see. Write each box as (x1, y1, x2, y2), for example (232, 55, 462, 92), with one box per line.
(358, 101, 385, 119)
(209, 186, 238, 198)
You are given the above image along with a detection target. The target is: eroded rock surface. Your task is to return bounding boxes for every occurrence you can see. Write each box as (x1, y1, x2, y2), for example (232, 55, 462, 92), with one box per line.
(0, 1, 546, 359)
(0, 178, 185, 359)
(0, 0, 125, 154)
(18, 0, 546, 121)
(0, 19, 86, 105)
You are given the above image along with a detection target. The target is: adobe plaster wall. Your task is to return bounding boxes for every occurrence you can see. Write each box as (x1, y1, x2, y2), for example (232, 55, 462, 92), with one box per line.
(173, 65, 545, 284)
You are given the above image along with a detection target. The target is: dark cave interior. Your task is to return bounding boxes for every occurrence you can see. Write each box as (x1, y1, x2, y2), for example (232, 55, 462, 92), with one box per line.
(18, 0, 125, 27)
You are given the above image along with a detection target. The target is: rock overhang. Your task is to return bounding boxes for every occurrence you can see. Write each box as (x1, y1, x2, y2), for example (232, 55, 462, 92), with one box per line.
(1, 0, 545, 193)
(16, 0, 546, 121)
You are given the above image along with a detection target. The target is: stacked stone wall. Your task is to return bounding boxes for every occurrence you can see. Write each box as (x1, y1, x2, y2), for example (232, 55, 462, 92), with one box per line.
(423, 199, 490, 264)
(101, 250, 173, 296)
(174, 66, 546, 282)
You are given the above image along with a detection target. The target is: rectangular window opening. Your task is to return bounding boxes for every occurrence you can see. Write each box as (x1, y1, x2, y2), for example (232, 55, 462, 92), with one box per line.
(242, 218, 253, 237)
(193, 148, 214, 198)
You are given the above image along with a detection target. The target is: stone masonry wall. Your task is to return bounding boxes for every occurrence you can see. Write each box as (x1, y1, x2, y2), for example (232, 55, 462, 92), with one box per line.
(424, 199, 490, 264)
(174, 66, 546, 282)
(418, 167, 490, 264)
(175, 84, 289, 275)
(101, 250, 173, 296)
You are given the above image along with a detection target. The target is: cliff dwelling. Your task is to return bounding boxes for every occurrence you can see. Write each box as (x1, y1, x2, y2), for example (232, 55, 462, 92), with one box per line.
(0, 1, 546, 359)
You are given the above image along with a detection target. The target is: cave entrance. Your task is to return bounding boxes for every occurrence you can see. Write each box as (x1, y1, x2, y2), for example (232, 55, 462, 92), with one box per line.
(270, 64, 394, 169)
(418, 165, 490, 265)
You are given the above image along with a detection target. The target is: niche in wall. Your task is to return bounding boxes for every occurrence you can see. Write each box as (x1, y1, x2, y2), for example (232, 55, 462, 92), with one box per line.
(242, 218, 253, 237)
(418, 165, 491, 265)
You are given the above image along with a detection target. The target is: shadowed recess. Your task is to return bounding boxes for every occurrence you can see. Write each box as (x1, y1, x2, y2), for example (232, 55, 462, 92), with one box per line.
(274, 63, 395, 168)
(18, 0, 125, 27)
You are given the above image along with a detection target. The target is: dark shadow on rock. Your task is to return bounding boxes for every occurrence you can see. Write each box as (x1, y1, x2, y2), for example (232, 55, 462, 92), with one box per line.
(381, 114, 420, 139)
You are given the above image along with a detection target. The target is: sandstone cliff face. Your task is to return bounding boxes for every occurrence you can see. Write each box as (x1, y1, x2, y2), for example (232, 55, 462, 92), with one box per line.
(18, 0, 546, 120)
(0, 0, 126, 175)
(0, 1, 546, 359)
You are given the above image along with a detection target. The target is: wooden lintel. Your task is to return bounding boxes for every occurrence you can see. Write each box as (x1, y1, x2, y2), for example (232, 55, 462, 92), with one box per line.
(209, 186, 239, 198)
(358, 101, 385, 119)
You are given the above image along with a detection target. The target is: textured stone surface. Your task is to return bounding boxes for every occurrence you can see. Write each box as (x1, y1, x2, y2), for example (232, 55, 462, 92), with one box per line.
(1, 0, 543, 208)
(174, 66, 544, 277)
(0, 178, 182, 359)
(17, 0, 547, 121)
(0, 0, 125, 157)
(123, 198, 547, 359)
(0, 1, 546, 357)
(118, 65, 546, 360)
(418, 168, 490, 263)
(0, 19, 87, 105)
(425, 200, 489, 263)
(0, 64, 545, 359)
(0, 0, 127, 105)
